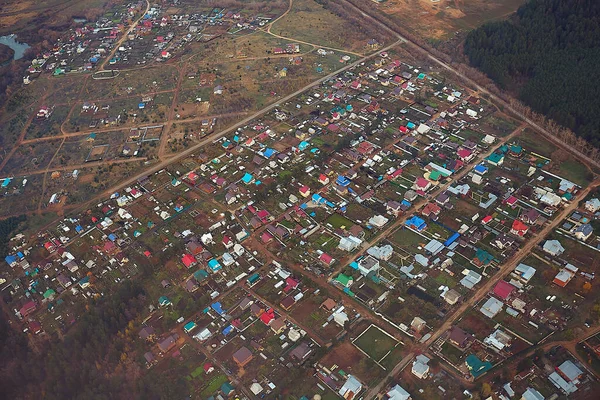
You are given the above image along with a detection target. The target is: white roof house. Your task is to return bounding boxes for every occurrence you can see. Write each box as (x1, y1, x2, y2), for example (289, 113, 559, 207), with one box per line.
(386, 384, 411, 400)
(367, 244, 394, 260)
(338, 236, 363, 252)
(480, 297, 503, 318)
(460, 269, 482, 289)
(543, 240, 565, 256)
(338, 375, 363, 399)
(411, 355, 430, 379)
(514, 263, 536, 283)
(585, 198, 600, 212)
(558, 360, 583, 382)
(521, 387, 545, 400)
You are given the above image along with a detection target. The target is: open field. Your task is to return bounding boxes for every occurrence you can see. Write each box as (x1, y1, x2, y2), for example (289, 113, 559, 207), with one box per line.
(271, 0, 391, 52)
(374, 0, 526, 40)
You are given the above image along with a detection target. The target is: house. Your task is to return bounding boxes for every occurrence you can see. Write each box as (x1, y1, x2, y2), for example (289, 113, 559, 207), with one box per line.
(514, 263, 536, 284)
(448, 326, 472, 349)
(214, 85, 223, 95)
(521, 387, 545, 400)
(585, 198, 600, 213)
(357, 255, 380, 277)
(486, 152, 504, 166)
(413, 177, 432, 192)
(510, 220, 529, 237)
(318, 174, 330, 185)
(480, 297, 503, 318)
(367, 244, 393, 260)
(411, 355, 430, 379)
(144, 352, 156, 366)
(521, 208, 540, 225)
(460, 269, 482, 289)
(484, 329, 512, 351)
(270, 318, 286, 334)
(553, 264, 578, 287)
(289, 341, 312, 362)
(204, 363, 215, 374)
(333, 308, 349, 327)
(443, 289, 461, 305)
(573, 223, 593, 241)
(457, 148, 474, 162)
(494, 281, 515, 300)
(158, 334, 178, 353)
(299, 185, 311, 198)
(321, 298, 337, 311)
(222, 235, 233, 249)
(557, 360, 584, 382)
(473, 248, 494, 267)
(543, 240, 565, 256)
(181, 253, 197, 269)
(184, 278, 199, 293)
(319, 253, 334, 266)
(139, 326, 156, 341)
(280, 296, 295, 311)
(493, 233, 514, 250)
(465, 354, 492, 378)
(435, 192, 450, 207)
(232, 346, 253, 367)
(338, 375, 363, 399)
(386, 200, 403, 216)
(338, 236, 363, 252)
(19, 301, 37, 317)
(386, 384, 411, 400)
(421, 203, 441, 219)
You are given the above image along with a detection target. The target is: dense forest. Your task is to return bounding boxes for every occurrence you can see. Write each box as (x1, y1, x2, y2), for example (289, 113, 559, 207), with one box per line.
(0, 280, 188, 399)
(464, 0, 600, 145)
(0, 215, 26, 258)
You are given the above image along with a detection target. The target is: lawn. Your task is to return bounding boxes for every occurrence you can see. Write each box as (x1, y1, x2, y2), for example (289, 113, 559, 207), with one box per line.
(200, 374, 229, 397)
(557, 160, 592, 187)
(326, 213, 355, 229)
(353, 324, 398, 362)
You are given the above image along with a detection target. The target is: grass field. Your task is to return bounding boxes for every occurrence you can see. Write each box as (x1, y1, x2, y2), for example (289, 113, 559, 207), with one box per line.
(270, 0, 382, 53)
(353, 324, 398, 362)
(325, 213, 355, 229)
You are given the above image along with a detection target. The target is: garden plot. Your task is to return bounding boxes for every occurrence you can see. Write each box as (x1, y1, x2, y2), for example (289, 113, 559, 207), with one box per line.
(352, 324, 404, 370)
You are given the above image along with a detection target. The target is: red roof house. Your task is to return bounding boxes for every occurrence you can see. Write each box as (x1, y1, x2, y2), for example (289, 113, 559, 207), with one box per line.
(510, 220, 529, 237)
(181, 253, 197, 269)
(20, 301, 37, 317)
(260, 308, 275, 325)
(493, 281, 515, 300)
(319, 253, 334, 265)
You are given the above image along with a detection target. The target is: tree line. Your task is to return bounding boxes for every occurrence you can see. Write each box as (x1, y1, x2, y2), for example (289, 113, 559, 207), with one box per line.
(334, 0, 600, 166)
(464, 0, 600, 146)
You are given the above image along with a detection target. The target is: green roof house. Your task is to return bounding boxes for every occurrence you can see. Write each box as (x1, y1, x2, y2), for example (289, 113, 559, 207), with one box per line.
(158, 296, 171, 307)
(465, 354, 492, 378)
(221, 382, 235, 396)
(485, 153, 504, 166)
(335, 273, 353, 287)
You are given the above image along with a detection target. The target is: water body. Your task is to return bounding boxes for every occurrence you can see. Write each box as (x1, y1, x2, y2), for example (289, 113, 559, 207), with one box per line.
(0, 34, 30, 60)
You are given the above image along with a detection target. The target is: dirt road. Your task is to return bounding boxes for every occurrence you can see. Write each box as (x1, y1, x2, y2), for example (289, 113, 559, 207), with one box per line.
(99, 0, 150, 70)
(337, 0, 600, 171)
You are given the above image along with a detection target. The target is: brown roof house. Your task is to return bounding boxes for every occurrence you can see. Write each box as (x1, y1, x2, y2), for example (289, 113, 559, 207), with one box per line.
(270, 317, 286, 334)
(158, 334, 179, 353)
(232, 346, 253, 368)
